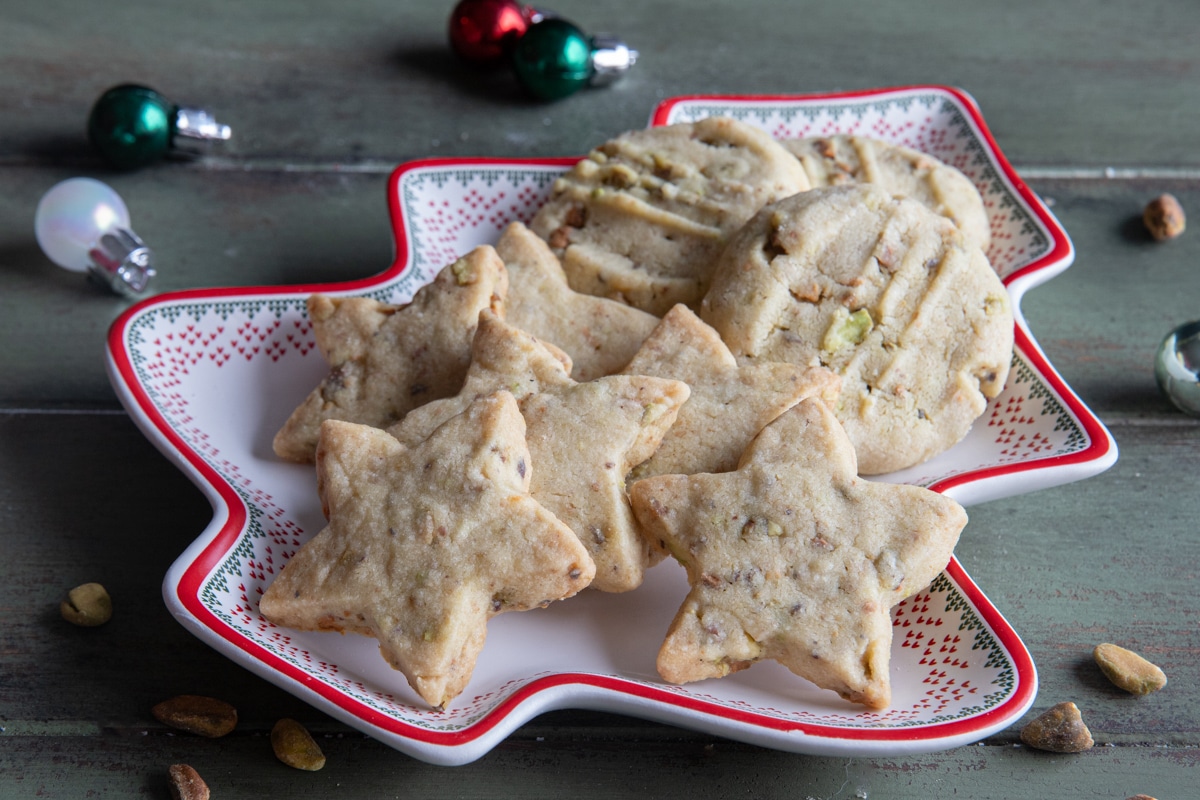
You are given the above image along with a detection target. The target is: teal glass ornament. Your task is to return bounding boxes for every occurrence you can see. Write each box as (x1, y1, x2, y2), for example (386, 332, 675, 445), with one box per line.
(511, 19, 591, 100)
(1155, 320, 1200, 416)
(510, 19, 636, 101)
(87, 84, 231, 169)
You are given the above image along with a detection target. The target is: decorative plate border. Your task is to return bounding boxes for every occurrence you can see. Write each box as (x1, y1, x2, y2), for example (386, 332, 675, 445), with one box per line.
(106, 86, 1115, 765)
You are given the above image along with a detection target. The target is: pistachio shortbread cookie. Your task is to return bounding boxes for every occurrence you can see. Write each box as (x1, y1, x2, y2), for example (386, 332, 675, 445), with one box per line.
(622, 304, 840, 480)
(260, 392, 595, 710)
(701, 184, 1013, 475)
(530, 117, 810, 315)
(388, 310, 690, 593)
(272, 247, 508, 463)
(782, 135, 991, 251)
(629, 398, 967, 708)
(495, 221, 659, 381)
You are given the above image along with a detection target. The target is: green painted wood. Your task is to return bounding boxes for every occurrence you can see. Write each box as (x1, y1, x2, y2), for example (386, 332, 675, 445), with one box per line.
(1, 732, 1196, 799)
(3, 173, 1199, 412)
(2, 412, 1197, 797)
(4, 0, 1199, 796)
(2, 1, 1199, 168)
(0, 167, 394, 408)
(1018, 179, 1200, 420)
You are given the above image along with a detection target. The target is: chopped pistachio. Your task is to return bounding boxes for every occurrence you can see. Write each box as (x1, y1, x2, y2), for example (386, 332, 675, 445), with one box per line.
(605, 164, 639, 188)
(60, 582, 112, 627)
(450, 257, 475, 286)
(1094, 643, 1167, 694)
(740, 517, 783, 537)
(271, 718, 326, 771)
(642, 402, 669, 424)
(822, 307, 873, 352)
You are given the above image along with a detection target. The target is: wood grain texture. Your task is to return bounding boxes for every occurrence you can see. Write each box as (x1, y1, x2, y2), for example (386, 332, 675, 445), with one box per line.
(2, 414, 1197, 797)
(2, 0, 1199, 796)
(3, 1, 1199, 168)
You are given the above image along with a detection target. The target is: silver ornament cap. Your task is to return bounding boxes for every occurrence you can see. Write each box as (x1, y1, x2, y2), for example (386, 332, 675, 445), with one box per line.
(87, 227, 156, 295)
(589, 34, 637, 86)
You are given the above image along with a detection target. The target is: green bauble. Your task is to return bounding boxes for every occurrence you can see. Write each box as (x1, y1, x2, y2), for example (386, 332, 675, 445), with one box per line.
(511, 18, 591, 101)
(87, 84, 175, 169)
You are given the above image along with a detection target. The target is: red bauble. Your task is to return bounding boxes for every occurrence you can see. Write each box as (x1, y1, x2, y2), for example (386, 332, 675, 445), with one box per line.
(448, 0, 534, 66)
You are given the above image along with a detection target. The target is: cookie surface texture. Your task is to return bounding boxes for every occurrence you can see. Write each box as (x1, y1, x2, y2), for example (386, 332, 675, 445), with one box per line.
(530, 117, 810, 315)
(622, 304, 840, 480)
(629, 398, 967, 708)
(272, 246, 508, 462)
(259, 392, 595, 709)
(389, 310, 690, 593)
(782, 135, 991, 251)
(701, 184, 1013, 475)
(495, 221, 659, 381)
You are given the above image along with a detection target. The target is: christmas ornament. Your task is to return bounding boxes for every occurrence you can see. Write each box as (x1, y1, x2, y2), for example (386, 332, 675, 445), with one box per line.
(448, 0, 536, 66)
(1155, 320, 1200, 415)
(35, 178, 156, 295)
(87, 84, 231, 170)
(447, 3, 636, 101)
(511, 18, 637, 100)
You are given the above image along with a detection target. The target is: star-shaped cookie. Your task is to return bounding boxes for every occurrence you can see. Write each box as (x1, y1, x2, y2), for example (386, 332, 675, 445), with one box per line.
(494, 221, 659, 382)
(389, 309, 690, 593)
(272, 246, 508, 462)
(622, 304, 840, 480)
(259, 391, 595, 710)
(629, 398, 967, 708)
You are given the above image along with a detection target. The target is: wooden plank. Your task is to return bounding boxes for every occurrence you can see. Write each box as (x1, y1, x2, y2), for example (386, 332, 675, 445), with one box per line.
(3, 170, 1199, 413)
(1, 1, 1199, 168)
(1, 732, 1196, 799)
(1, 411, 1195, 796)
(1019, 179, 1200, 418)
(0, 167, 393, 408)
(5, 1, 1200, 795)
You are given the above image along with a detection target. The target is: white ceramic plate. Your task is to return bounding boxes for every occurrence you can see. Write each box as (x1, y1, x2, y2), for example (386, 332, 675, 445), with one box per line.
(107, 86, 1115, 766)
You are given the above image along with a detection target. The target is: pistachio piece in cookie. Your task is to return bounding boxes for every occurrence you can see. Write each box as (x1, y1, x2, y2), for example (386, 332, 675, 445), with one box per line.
(260, 392, 594, 710)
(622, 304, 839, 480)
(629, 398, 967, 709)
(495, 221, 659, 381)
(701, 184, 1013, 475)
(272, 246, 508, 463)
(389, 310, 690, 593)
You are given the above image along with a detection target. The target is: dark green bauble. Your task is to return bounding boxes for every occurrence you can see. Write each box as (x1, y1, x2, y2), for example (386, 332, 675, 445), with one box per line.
(87, 84, 175, 169)
(510, 18, 591, 101)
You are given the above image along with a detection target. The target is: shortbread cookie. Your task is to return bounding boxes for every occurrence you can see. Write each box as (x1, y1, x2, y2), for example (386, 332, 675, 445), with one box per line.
(782, 135, 991, 251)
(701, 185, 1013, 475)
(622, 304, 840, 480)
(260, 392, 595, 710)
(629, 398, 967, 708)
(495, 221, 659, 381)
(530, 117, 811, 315)
(272, 247, 508, 462)
(389, 310, 690, 593)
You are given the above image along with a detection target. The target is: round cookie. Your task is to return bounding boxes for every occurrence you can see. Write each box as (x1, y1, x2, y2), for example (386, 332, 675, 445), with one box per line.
(530, 117, 811, 316)
(781, 135, 991, 252)
(700, 184, 1013, 475)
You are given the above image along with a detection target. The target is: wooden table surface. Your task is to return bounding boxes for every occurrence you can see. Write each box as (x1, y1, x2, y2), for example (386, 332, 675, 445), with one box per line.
(3, 1, 1198, 797)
